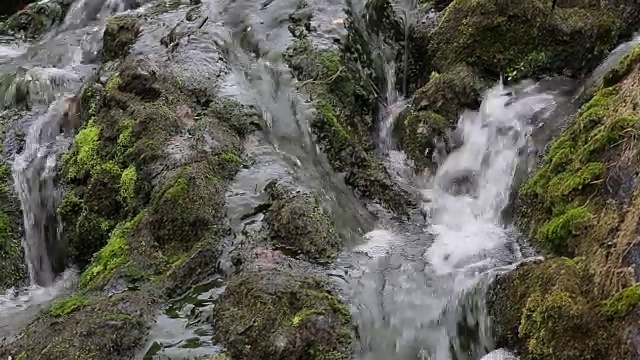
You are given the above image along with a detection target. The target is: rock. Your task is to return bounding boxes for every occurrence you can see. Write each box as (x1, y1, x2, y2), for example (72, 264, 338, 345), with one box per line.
(489, 45, 640, 359)
(0, 0, 67, 39)
(264, 181, 343, 262)
(429, 0, 639, 81)
(0, 291, 153, 360)
(102, 14, 141, 63)
(211, 264, 354, 360)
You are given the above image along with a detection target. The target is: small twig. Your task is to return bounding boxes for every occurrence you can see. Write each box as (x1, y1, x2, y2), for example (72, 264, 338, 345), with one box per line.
(298, 66, 344, 88)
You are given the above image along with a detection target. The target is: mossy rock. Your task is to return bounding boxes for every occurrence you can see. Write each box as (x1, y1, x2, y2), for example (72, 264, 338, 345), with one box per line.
(211, 265, 354, 360)
(429, 0, 631, 81)
(265, 181, 342, 262)
(516, 70, 639, 255)
(488, 258, 634, 359)
(141, 160, 225, 250)
(102, 14, 141, 62)
(0, 1, 64, 39)
(397, 64, 486, 172)
(0, 291, 152, 360)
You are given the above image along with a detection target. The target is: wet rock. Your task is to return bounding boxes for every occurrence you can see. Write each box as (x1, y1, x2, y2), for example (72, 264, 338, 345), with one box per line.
(211, 264, 354, 360)
(429, 0, 639, 81)
(264, 181, 342, 262)
(0, 0, 67, 39)
(102, 14, 141, 62)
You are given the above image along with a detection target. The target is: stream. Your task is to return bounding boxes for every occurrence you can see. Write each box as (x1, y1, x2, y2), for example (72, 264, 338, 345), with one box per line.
(1, 0, 639, 359)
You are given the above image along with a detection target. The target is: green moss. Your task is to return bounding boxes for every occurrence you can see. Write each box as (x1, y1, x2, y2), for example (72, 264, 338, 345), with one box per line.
(79, 215, 142, 288)
(117, 117, 134, 157)
(316, 100, 350, 152)
(105, 73, 121, 94)
(602, 286, 640, 319)
(536, 206, 592, 255)
(517, 85, 635, 253)
(291, 309, 324, 326)
(0, 163, 25, 289)
(519, 289, 588, 358)
(119, 165, 137, 204)
(601, 44, 640, 88)
(49, 295, 91, 317)
(62, 120, 101, 180)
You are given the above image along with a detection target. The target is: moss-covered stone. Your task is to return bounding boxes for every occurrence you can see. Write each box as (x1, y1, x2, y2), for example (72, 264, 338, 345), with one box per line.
(141, 160, 225, 250)
(429, 0, 636, 81)
(102, 15, 141, 62)
(0, 0, 65, 39)
(265, 181, 342, 262)
(0, 291, 153, 360)
(211, 265, 354, 360)
(397, 64, 486, 172)
(490, 41, 640, 360)
(488, 258, 633, 359)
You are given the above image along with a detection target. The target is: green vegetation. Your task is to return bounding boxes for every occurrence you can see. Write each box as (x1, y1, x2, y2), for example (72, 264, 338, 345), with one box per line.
(602, 286, 640, 319)
(50, 295, 91, 317)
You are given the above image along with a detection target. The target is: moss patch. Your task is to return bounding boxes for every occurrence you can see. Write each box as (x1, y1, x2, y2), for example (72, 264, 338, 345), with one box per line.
(0, 163, 25, 289)
(284, 33, 414, 215)
(602, 285, 640, 319)
(49, 295, 91, 317)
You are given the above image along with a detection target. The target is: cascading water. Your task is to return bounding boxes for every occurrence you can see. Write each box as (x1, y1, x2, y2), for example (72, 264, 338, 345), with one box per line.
(347, 81, 561, 360)
(12, 99, 73, 287)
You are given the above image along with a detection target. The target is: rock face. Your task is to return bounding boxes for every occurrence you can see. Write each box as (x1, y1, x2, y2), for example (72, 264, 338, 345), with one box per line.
(488, 46, 640, 359)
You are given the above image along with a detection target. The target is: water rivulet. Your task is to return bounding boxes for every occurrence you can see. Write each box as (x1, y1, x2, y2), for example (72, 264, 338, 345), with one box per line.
(1, 0, 640, 359)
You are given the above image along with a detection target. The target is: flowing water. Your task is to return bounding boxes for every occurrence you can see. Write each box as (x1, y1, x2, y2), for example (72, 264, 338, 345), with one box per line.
(344, 82, 560, 360)
(0, 0, 639, 358)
